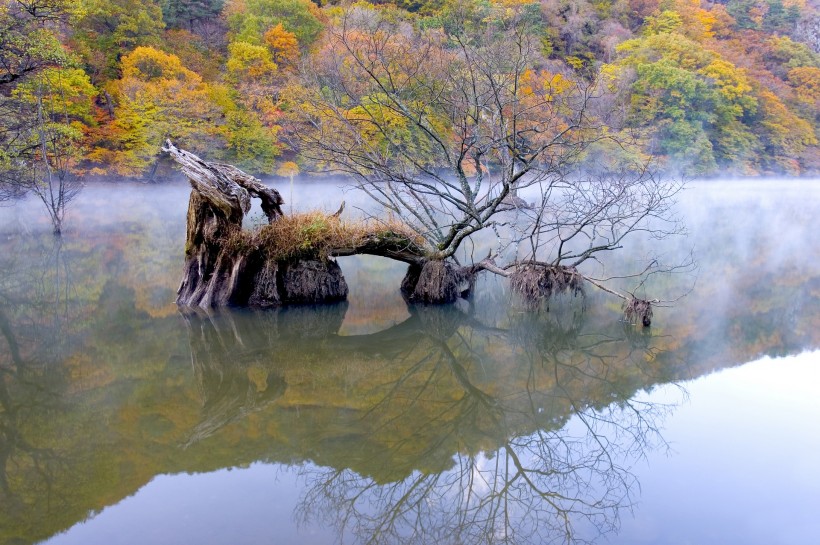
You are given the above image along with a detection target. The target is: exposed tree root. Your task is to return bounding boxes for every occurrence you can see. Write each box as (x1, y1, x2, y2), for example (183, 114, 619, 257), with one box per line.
(401, 260, 472, 304)
(278, 259, 348, 304)
(623, 297, 653, 327)
(509, 264, 584, 308)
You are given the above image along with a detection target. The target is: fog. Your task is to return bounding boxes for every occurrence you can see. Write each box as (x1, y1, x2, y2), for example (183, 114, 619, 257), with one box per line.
(1, 176, 819, 348)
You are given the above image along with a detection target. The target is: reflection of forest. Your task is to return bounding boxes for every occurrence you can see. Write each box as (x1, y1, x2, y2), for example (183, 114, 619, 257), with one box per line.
(1, 189, 820, 544)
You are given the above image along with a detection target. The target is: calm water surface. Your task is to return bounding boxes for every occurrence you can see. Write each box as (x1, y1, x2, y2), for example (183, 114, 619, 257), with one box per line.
(0, 179, 818, 545)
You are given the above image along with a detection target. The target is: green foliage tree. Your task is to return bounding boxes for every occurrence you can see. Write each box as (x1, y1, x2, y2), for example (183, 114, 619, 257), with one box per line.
(224, 0, 324, 47)
(0, 0, 74, 88)
(71, 0, 166, 82)
(0, 0, 95, 233)
(726, 0, 758, 29)
(765, 35, 820, 74)
(614, 30, 760, 173)
(762, 0, 800, 33)
(160, 0, 224, 31)
(12, 68, 95, 234)
(219, 105, 279, 172)
(1, 0, 66, 199)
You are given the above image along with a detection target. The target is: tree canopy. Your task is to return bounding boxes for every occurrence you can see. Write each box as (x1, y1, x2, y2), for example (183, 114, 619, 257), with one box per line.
(0, 0, 817, 183)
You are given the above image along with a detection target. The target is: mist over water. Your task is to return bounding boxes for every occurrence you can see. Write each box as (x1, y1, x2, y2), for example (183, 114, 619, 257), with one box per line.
(2, 176, 818, 391)
(1, 177, 819, 545)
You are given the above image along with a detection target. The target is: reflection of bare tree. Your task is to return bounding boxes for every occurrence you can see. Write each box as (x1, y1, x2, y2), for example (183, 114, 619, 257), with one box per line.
(293, 303, 679, 545)
(0, 371, 67, 512)
(176, 295, 683, 544)
(0, 234, 79, 523)
(296, 407, 670, 545)
(0, 235, 77, 369)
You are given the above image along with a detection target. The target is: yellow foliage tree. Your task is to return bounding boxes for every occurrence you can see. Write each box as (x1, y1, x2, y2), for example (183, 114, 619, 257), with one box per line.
(276, 161, 300, 179)
(92, 46, 219, 175)
(227, 41, 278, 82)
(757, 89, 818, 173)
(788, 66, 820, 116)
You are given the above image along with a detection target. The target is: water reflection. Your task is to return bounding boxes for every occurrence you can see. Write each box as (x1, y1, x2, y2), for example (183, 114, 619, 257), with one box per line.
(178, 300, 680, 545)
(0, 181, 818, 545)
(0, 236, 80, 543)
(180, 306, 347, 447)
(0, 358, 66, 521)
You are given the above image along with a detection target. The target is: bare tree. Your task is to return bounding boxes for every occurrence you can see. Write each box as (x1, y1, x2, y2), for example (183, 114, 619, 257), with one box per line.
(28, 87, 82, 235)
(0, 0, 82, 235)
(284, 3, 684, 316)
(0, 92, 82, 235)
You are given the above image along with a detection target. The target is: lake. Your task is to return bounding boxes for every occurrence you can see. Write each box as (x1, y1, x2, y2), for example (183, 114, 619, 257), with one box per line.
(0, 179, 818, 545)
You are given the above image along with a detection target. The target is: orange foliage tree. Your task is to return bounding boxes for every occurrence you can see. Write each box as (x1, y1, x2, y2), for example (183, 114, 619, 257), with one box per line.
(264, 23, 300, 69)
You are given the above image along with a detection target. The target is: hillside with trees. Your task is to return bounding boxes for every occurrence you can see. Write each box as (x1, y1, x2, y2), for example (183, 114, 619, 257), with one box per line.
(1, 0, 818, 190)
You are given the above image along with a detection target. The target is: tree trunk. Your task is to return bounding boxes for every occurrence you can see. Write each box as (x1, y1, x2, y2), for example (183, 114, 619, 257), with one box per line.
(400, 260, 472, 304)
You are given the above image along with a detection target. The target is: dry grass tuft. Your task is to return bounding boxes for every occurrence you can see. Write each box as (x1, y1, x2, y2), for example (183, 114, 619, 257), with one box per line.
(218, 226, 255, 254)
(510, 264, 584, 308)
(246, 211, 426, 261)
(623, 297, 653, 327)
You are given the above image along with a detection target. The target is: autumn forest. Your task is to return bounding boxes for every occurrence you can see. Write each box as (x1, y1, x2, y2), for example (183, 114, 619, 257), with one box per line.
(1, 0, 819, 194)
(3, 0, 820, 541)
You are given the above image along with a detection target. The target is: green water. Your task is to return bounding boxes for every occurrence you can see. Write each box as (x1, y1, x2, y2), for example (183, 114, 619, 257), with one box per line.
(1, 180, 819, 545)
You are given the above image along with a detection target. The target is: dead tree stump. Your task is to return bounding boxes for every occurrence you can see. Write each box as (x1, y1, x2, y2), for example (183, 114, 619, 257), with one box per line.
(165, 141, 347, 308)
(400, 260, 472, 304)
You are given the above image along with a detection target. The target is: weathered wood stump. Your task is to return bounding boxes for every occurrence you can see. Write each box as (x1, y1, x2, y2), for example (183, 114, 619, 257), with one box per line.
(400, 260, 472, 304)
(165, 141, 348, 308)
